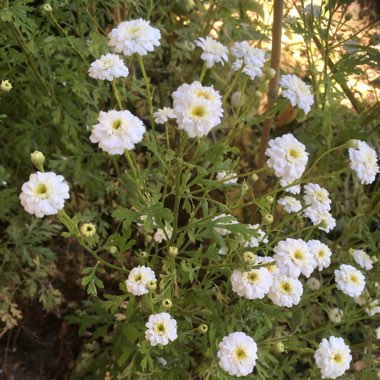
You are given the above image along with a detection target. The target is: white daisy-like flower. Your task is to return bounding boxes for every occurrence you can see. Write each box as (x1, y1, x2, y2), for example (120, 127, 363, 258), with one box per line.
(154, 225, 173, 243)
(334, 264, 365, 298)
(265, 134, 309, 184)
(195, 36, 228, 68)
(273, 238, 316, 278)
(243, 224, 268, 248)
(217, 332, 258, 377)
(232, 59, 263, 81)
(303, 183, 331, 212)
(172, 81, 223, 138)
(230, 267, 273, 300)
(153, 107, 176, 124)
(353, 249, 374, 271)
(365, 299, 380, 316)
(304, 207, 336, 233)
(268, 274, 303, 307)
(280, 181, 301, 194)
(314, 336, 352, 379)
(306, 277, 321, 290)
(19, 172, 70, 218)
(145, 312, 177, 346)
(90, 110, 145, 155)
(216, 171, 238, 185)
(108, 18, 161, 56)
(348, 140, 379, 185)
(125, 265, 156, 296)
(278, 196, 302, 213)
(88, 53, 129, 81)
(280, 74, 314, 114)
(308, 240, 332, 271)
(212, 214, 238, 236)
(328, 308, 343, 324)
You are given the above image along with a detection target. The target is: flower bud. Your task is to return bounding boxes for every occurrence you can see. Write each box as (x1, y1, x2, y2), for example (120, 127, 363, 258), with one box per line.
(254, 91, 263, 98)
(266, 195, 274, 205)
(197, 323, 208, 334)
(273, 342, 285, 353)
(42, 3, 53, 12)
(114, 313, 126, 321)
(344, 12, 353, 21)
(168, 246, 178, 257)
(146, 280, 157, 291)
(348, 139, 359, 149)
(162, 299, 172, 309)
(348, 248, 355, 257)
(371, 255, 378, 263)
(251, 174, 259, 182)
(109, 246, 118, 255)
(0, 80, 12, 92)
(30, 151, 45, 171)
(265, 68, 276, 80)
(376, 371, 380, 380)
(263, 213, 273, 225)
(140, 251, 149, 259)
(231, 91, 244, 108)
(79, 223, 96, 237)
(242, 251, 256, 265)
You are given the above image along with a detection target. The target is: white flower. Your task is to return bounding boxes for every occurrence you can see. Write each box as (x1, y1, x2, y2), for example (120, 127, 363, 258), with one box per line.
(304, 207, 336, 233)
(314, 336, 352, 379)
(195, 36, 228, 68)
(255, 256, 278, 275)
(232, 59, 263, 81)
(212, 214, 238, 236)
(278, 196, 302, 213)
(218, 247, 228, 255)
(353, 249, 374, 270)
(334, 264, 365, 298)
(108, 18, 161, 56)
(328, 308, 343, 323)
(348, 140, 379, 185)
(125, 266, 156, 296)
(216, 171, 238, 185)
(145, 312, 177, 346)
(268, 274, 303, 307)
(273, 238, 316, 278)
(308, 240, 332, 271)
(217, 332, 258, 377)
(90, 110, 145, 155)
(172, 81, 223, 138)
(154, 225, 173, 243)
(88, 54, 129, 81)
(280, 181, 301, 194)
(230, 268, 273, 300)
(265, 134, 308, 184)
(243, 224, 268, 248)
(280, 74, 314, 114)
(19, 172, 69, 218)
(153, 107, 176, 124)
(303, 183, 331, 212)
(306, 277, 321, 290)
(365, 299, 380, 316)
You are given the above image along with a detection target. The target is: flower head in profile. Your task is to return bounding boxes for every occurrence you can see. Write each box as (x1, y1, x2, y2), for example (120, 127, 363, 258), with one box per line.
(306, 277, 321, 290)
(268, 274, 303, 307)
(334, 264, 365, 298)
(308, 240, 332, 271)
(88, 54, 129, 81)
(278, 196, 302, 213)
(108, 18, 161, 56)
(265, 134, 308, 184)
(217, 332, 258, 377)
(195, 36, 228, 68)
(19, 172, 69, 218)
(230, 267, 273, 300)
(348, 140, 379, 185)
(328, 308, 343, 324)
(154, 225, 173, 243)
(314, 336, 352, 379)
(125, 265, 156, 296)
(216, 171, 238, 185)
(365, 299, 380, 316)
(303, 183, 331, 212)
(172, 81, 223, 138)
(280, 74, 314, 114)
(353, 249, 373, 270)
(153, 107, 175, 124)
(304, 207, 336, 233)
(90, 110, 145, 155)
(145, 312, 177, 346)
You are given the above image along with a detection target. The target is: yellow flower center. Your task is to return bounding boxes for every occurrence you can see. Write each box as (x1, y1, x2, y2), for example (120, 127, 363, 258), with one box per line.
(196, 90, 212, 100)
(293, 250, 303, 260)
(34, 183, 49, 198)
(112, 119, 122, 130)
(286, 148, 301, 162)
(233, 347, 247, 361)
(153, 322, 167, 335)
(245, 271, 258, 284)
(318, 250, 325, 257)
(280, 281, 292, 294)
(134, 274, 143, 282)
(332, 353, 343, 363)
(191, 106, 206, 118)
(349, 274, 358, 284)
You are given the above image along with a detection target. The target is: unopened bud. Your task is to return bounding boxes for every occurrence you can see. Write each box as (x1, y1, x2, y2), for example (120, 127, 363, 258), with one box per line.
(140, 251, 149, 259)
(197, 323, 208, 334)
(162, 299, 172, 309)
(254, 91, 263, 98)
(168, 246, 178, 257)
(348, 248, 355, 257)
(146, 280, 157, 291)
(273, 342, 285, 353)
(242, 251, 256, 265)
(348, 139, 359, 149)
(42, 3, 53, 12)
(265, 68, 276, 80)
(114, 313, 126, 321)
(231, 91, 244, 108)
(371, 255, 378, 263)
(263, 214, 273, 224)
(79, 223, 96, 237)
(266, 196, 274, 205)
(0, 80, 12, 92)
(344, 12, 352, 21)
(109, 246, 117, 255)
(251, 174, 259, 182)
(30, 151, 45, 171)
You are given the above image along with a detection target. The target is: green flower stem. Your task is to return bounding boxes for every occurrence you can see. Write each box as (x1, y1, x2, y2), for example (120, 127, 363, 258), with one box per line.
(111, 80, 123, 110)
(170, 165, 183, 245)
(199, 62, 208, 83)
(235, 76, 248, 119)
(57, 209, 127, 272)
(222, 65, 245, 103)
